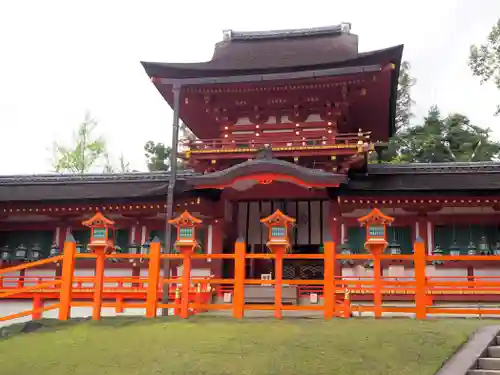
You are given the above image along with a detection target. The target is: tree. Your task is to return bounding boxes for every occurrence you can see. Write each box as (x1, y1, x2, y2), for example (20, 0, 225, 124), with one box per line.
(53, 112, 107, 173)
(469, 18, 500, 116)
(377, 61, 417, 162)
(144, 122, 196, 172)
(103, 153, 132, 173)
(395, 61, 417, 132)
(144, 141, 171, 172)
(392, 106, 500, 163)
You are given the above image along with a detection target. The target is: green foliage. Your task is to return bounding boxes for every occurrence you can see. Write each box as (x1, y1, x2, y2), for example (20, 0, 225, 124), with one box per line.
(391, 106, 500, 163)
(52, 112, 107, 173)
(144, 141, 171, 171)
(395, 61, 417, 132)
(145, 122, 196, 172)
(103, 153, 132, 173)
(469, 18, 500, 116)
(376, 61, 417, 162)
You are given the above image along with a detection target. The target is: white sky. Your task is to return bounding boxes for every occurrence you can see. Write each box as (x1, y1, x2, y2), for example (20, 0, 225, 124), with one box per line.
(0, 0, 499, 175)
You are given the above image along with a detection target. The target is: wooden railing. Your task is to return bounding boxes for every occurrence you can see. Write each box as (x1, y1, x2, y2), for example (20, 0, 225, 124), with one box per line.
(5, 238, 500, 322)
(184, 131, 371, 152)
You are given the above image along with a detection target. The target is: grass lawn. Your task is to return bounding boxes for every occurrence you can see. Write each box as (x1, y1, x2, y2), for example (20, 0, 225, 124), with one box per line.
(0, 317, 493, 375)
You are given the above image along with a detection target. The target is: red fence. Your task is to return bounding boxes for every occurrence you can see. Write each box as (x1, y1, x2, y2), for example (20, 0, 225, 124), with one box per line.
(3, 238, 500, 322)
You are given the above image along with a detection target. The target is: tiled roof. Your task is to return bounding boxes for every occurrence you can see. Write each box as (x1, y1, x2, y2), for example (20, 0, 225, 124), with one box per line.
(2, 162, 500, 202)
(187, 158, 347, 187)
(141, 23, 404, 79)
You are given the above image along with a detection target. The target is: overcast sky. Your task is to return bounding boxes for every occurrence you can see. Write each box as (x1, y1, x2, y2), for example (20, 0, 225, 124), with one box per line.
(0, 0, 499, 175)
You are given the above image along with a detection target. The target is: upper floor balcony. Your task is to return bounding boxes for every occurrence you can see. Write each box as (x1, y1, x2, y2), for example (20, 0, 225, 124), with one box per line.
(182, 130, 374, 162)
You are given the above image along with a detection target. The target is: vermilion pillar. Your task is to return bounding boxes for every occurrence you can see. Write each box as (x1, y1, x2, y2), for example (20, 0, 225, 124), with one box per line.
(210, 220, 224, 277)
(329, 201, 341, 244)
(417, 214, 429, 255)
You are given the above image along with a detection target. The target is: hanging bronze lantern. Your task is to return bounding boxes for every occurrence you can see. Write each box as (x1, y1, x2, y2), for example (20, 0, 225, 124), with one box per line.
(478, 236, 491, 255)
(0, 245, 11, 263)
(432, 244, 444, 265)
(338, 241, 354, 266)
(493, 241, 500, 256)
(386, 240, 401, 255)
(27, 243, 42, 261)
(13, 244, 28, 261)
(49, 243, 60, 257)
(467, 241, 477, 255)
(448, 240, 461, 257)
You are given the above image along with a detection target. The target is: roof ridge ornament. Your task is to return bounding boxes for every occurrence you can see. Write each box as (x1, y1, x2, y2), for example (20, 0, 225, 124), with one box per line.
(223, 23, 351, 42)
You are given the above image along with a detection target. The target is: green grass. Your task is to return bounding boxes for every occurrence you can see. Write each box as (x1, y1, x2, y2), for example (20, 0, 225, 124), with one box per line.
(0, 317, 493, 375)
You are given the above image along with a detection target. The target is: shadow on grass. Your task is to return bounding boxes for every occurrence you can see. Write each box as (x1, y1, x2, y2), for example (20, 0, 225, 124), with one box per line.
(1, 315, 186, 340)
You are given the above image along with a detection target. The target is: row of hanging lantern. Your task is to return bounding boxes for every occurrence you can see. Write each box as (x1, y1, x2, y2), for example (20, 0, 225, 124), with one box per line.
(432, 236, 500, 259)
(0, 240, 155, 264)
(338, 237, 402, 268)
(431, 208, 500, 262)
(0, 243, 51, 263)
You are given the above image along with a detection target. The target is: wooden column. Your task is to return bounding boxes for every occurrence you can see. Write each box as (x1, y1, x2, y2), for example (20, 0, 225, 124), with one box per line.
(323, 239, 336, 320)
(207, 219, 224, 277)
(180, 251, 192, 319)
(233, 239, 246, 319)
(146, 238, 162, 318)
(329, 201, 341, 244)
(58, 234, 76, 320)
(372, 246, 383, 318)
(414, 238, 427, 319)
(274, 248, 284, 320)
(92, 250, 105, 321)
(32, 295, 43, 320)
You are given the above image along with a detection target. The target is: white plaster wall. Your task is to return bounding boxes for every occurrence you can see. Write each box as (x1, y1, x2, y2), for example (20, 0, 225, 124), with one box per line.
(426, 267, 468, 281)
(341, 267, 355, 277)
(104, 268, 133, 287)
(0, 301, 32, 327)
(474, 268, 500, 278)
(73, 268, 94, 288)
(341, 265, 374, 279)
(1, 270, 20, 288)
(23, 269, 56, 286)
(140, 268, 165, 277)
(353, 265, 374, 278)
(176, 266, 211, 278)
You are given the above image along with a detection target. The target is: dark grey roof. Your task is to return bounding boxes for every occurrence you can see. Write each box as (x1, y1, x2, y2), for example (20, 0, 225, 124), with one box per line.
(187, 158, 347, 187)
(366, 162, 500, 174)
(140, 24, 406, 79)
(0, 172, 192, 202)
(0, 171, 191, 185)
(344, 162, 500, 193)
(2, 162, 500, 202)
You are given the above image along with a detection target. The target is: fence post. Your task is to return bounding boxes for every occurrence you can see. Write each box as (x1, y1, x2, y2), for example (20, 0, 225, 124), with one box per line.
(174, 286, 181, 316)
(372, 247, 383, 318)
(92, 248, 106, 321)
(32, 295, 43, 320)
(233, 238, 246, 319)
(274, 248, 284, 319)
(146, 237, 162, 318)
(323, 239, 336, 320)
(180, 250, 192, 319)
(58, 233, 76, 320)
(414, 237, 427, 320)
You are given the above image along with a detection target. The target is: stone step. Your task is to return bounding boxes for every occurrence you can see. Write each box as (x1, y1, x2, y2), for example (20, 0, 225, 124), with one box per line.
(496, 336, 500, 346)
(479, 358, 500, 370)
(468, 370, 500, 375)
(489, 346, 500, 358)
